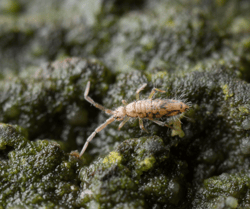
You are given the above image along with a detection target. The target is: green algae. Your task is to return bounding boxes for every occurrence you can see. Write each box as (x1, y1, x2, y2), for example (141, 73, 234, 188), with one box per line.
(139, 156, 156, 172)
(0, 0, 250, 208)
(0, 123, 83, 208)
(0, 0, 248, 78)
(170, 120, 185, 138)
(1, 63, 250, 208)
(193, 173, 250, 208)
(102, 151, 122, 165)
(222, 84, 234, 100)
(78, 136, 185, 208)
(0, 57, 114, 154)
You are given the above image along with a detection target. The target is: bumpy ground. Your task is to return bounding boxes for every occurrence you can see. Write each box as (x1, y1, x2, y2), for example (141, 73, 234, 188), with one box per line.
(0, 0, 250, 208)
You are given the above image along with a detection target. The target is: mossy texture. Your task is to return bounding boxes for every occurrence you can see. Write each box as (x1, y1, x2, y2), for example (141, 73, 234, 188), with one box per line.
(78, 136, 186, 208)
(0, 57, 113, 153)
(0, 123, 82, 208)
(0, 0, 250, 208)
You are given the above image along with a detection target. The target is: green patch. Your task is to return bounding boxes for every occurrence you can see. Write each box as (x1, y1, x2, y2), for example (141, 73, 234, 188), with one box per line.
(0, 123, 82, 208)
(222, 84, 234, 100)
(171, 120, 185, 138)
(139, 156, 156, 172)
(238, 105, 250, 114)
(103, 151, 122, 165)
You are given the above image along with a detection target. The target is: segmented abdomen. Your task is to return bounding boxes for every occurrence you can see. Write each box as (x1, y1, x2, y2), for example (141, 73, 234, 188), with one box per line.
(125, 99, 183, 118)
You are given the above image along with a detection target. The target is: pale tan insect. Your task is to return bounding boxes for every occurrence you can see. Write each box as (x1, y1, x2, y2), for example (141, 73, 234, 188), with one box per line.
(79, 81, 189, 157)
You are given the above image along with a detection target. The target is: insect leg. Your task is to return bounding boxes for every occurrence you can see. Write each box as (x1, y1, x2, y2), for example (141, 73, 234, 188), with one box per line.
(85, 81, 113, 114)
(79, 116, 115, 157)
(118, 117, 130, 130)
(148, 88, 166, 99)
(139, 118, 148, 133)
(148, 118, 173, 129)
(136, 83, 147, 100)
